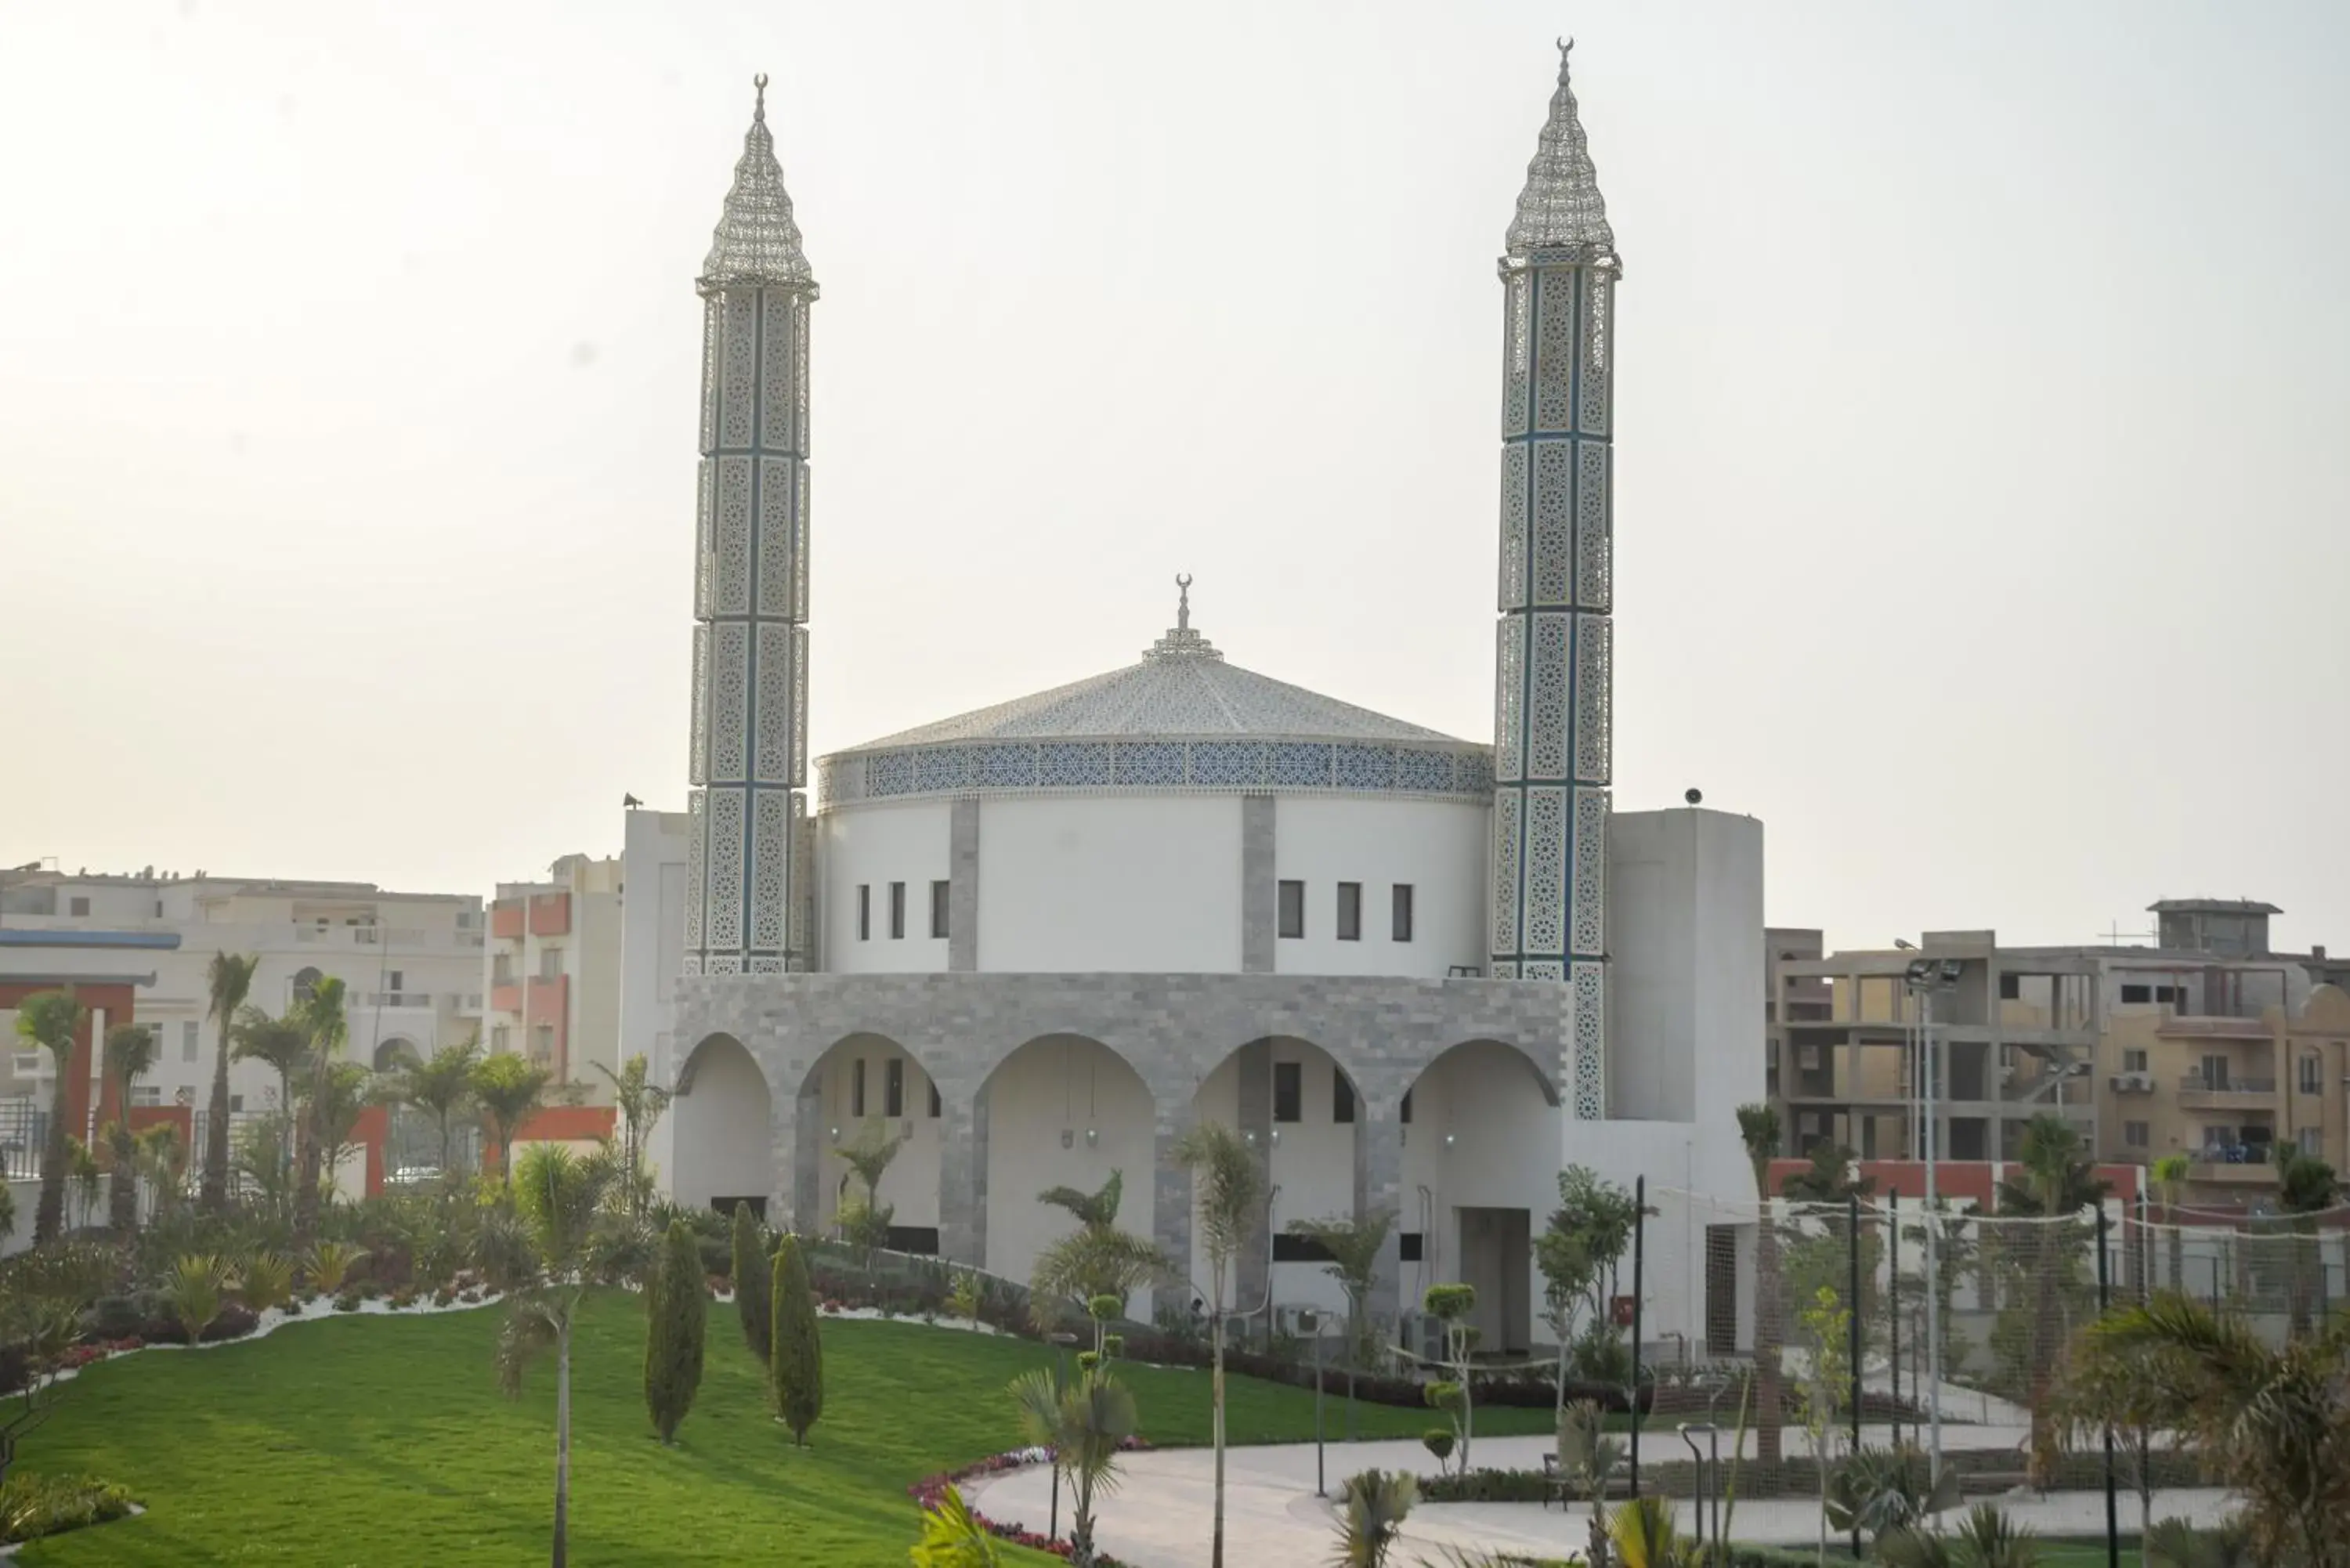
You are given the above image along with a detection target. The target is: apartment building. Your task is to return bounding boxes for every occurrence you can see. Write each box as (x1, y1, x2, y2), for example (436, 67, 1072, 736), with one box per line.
(0, 865, 484, 1122)
(1767, 898, 2349, 1212)
(483, 853, 623, 1094)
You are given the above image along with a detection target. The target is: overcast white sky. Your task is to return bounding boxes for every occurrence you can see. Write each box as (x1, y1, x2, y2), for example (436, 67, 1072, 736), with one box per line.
(2, 2, 2344, 953)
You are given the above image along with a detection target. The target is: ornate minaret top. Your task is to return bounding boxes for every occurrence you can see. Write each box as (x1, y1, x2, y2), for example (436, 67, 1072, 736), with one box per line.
(700, 74, 817, 294)
(1504, 41, 1619, 271)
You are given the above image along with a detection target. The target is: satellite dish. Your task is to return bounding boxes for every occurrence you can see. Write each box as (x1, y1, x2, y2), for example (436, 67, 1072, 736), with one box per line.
(1683, 787, 1702, 805)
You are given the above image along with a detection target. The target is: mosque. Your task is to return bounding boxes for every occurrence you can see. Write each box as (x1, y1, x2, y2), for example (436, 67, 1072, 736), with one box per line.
(646, 45, 1763, 1358)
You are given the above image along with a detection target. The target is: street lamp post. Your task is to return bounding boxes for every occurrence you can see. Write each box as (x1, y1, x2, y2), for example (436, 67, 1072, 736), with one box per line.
(1303, 1309, 1326, 1497)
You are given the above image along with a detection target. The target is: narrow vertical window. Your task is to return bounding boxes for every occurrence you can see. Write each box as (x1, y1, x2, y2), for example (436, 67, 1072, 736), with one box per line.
(851, 1058, 867, 1118)
(928, 1081, 942, 1118)
(931, 880, 950, 939)
(1273, 1061, 1303, 1122)
(857, 885, 871, 941)
(1336, 882, 1361, 941)
(1392, 883, 1415, 942)
(886, 1057, 905, 1118)
(1333, 1070, 1356, 1124)
(889, 882, 906, 940)
(1277, 880, 1305, 940)
(1401, 1089, 1413, 1124)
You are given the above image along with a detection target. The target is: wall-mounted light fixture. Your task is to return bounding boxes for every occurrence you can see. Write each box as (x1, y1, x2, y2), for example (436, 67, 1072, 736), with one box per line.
(1085, 1127, 1099, 1147)
(1060, 1128, 1074, 1150)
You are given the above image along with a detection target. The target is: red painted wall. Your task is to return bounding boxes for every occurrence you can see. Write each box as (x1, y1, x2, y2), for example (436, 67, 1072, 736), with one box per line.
(0, 980, 139, 1143)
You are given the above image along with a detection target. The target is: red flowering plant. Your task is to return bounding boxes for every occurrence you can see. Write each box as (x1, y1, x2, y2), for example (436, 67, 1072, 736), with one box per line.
(906, 1440, 1149, 1566)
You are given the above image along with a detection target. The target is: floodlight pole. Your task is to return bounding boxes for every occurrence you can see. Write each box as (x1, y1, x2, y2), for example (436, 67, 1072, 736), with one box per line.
(1915, 979, 1945, 1489)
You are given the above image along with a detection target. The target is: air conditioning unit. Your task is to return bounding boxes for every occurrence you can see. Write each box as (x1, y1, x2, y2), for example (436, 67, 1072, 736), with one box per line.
(1275, 1305, 1323, 1338)
(1401, 1310, 1448, 1365)
(2110, 1071, 2152, 1093)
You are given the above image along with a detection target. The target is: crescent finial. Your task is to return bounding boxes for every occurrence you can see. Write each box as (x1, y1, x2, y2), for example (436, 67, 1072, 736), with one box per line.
(753, 73, 768, 121)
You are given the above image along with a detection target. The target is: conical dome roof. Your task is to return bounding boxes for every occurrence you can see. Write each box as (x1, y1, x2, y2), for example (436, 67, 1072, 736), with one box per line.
(699, 75, 816, 294)
(1505, 42, 1618, 267)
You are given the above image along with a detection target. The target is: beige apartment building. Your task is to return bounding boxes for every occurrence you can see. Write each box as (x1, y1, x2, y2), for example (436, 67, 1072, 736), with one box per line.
(1767, 899, 2347, 1212)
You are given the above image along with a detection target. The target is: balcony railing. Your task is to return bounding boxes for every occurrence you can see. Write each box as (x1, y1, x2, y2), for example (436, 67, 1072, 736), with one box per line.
(2177, 1075, 2277, 1094)
(360, 992, 435, 1009)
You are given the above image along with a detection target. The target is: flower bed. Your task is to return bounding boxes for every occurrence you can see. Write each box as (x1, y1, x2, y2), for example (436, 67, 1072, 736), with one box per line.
(906, 1440, 1152, 1566)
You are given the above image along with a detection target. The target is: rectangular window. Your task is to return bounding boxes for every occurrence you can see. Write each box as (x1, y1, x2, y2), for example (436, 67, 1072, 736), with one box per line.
(1401, 1089, 1413, 1124)
(2200, 1054, 2229, 1089)
(131, 1085, 161, 1108)
(2123, 1048, 2149, 1073)
(538, 948, 562, 979)
(2301, 1055, 2323, 1095)
(1277, 880, 1304, 940)
(491, 1024, 511, 1053)
(928, 1081, 942, 1118)
(1398, 1232, 1424, 1263)
(852, 1058, 867, 1118)
(2124, 1120, 2149, 1147)
(532, 1024, 554, 1062)
(2303, 1125, 2325, 1156)
(931, 880, 950, 940)
(1332, 1070, 1356, 1124)
(857, 885, 871, 941)
(68, 896, 89, 917)
(1336, 882, 1361, 942)
(1392, 884, 1415, 942)
(885, 1058, 905, 1118)
(2120, 984, 2152, 1005)
(1998, 973, 2020, 1000)
(492, 955, 514, 985)
(230, 1094, 244, 1113)
(181, 1021, 199, 1063)
(889, 882, 906, 940)
(1273, 1060, 1302, 1123)
(387, 970, 404, 992)
(2155, 985, 2181, 1005)
(884, 1225, 941, 1255)
(1271, 1233, 1335, 1264)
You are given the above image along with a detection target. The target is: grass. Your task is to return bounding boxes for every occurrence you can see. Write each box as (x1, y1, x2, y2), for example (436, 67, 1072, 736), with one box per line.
(13, 1292, 1555, 1566)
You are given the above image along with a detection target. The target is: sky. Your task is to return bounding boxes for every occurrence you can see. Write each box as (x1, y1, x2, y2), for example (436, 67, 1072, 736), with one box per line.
(2, 1, 2345, 954)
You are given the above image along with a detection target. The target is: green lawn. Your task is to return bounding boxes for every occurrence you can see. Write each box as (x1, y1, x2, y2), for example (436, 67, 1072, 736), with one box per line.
(15, 1294, 1553, 1566)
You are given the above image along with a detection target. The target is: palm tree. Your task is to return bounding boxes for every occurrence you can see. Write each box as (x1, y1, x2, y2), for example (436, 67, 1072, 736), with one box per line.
(1331, 1468, 1418, 1568)
(136, 1122, 190, 1223)
(1998, 1113, 2106, 1486)
(473, 1051, 554, 1187)
(66, 1136, 103, 1230)
(2276, 1149, 2337, 1333)
(1032, 1170, 1170, 1331)
(1735, 1102, 1786, 1469)
(101, 1023, 158, 1234)
(1285, 1209, 1395, 1434)
(2074, 1293, 2350, 1568)
(832, 1119, 904, 1268)
(1007, 1366, 1137, 1567)
(15, 989, 85, 1245)
(289, 977, 350, 1247)
(200, 952, 258, 1214)
(592, 1053, 670, 1217)
(231, 1006, 311, 1208)
(306, 1060, 375, 1200)
(2149, 1153, 2191, 1295)
(1172, 1120, 1266, 1568)
(396, 1033, 482, 1183)
(496, 1142, 624, 1568)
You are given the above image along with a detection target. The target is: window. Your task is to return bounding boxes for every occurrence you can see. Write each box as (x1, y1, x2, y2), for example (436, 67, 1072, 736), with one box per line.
(2203, 1124, 2235, 1151)
(889, 882, 906, 940)
(2124, 1120, 2149, 1148)
(387, 970, 404, 992)
(2123, 1048, 2149, 1073)
(1277, 880, 1304, 940)
(1392, 884, 1414, 942)
(2303, 1126, 2325, 1156)
(884, 1226, 941, 1255)
(1401, 1089, 1413, 1124)
(931, 880, 950, 940)
(928, 1081, 942, 1118)
(68, 896, 89, 917)
(491, 1024, 511, 1053)
(2301, 1055, 2323, 1095)
(1272, 1233, 1335, 1264)
(2120, 984, 2151, 1005)
(851, 1058, 867, 1118)
(230, 1094, 244, 1113)
(292, 966, 322, 1003)
(1336, 883, 1361, 942)
(1398, 1232, 1424, 1263)
(532, 1024, 555, 1062)
(885, 1058, 905, 1118)
(1998, 973, 2019, 1000)
(1273, 1060, 1302, 1122)
(1332, 1071, 1356, 1124)
(2199, 1054, 2230, 1089)
(129, 1085, 161, 1108)
(855, 884, 872, 941)
(181, 1021, 199, 1063)
(538, 948, 562, 980)
(492, 954, 514, 985)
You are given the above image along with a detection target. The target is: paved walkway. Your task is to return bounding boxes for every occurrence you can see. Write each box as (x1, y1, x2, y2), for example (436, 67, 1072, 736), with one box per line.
(966, 1435, 2232, 1568)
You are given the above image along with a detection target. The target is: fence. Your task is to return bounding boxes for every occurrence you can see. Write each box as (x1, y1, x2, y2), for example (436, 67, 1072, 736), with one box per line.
(0, 1097, 47, 1180)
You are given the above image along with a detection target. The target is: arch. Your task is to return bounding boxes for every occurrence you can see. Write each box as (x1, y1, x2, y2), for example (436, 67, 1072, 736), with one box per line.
(979, 1033, 1159, 1311)
(291, 966, 323, 1003)
(372, 1037, 421, 1074)
(797, 1031, 940, 1239)
(669, 1033, 773, 1214)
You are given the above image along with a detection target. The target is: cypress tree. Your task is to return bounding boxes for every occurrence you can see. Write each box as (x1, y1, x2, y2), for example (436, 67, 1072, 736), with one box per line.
(731, 1201, 772, 1365)
(645, 1219, 707, 1443)
(769, 1233, 824, 1447)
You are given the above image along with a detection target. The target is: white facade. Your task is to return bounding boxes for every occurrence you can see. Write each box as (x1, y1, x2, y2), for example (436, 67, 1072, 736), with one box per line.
(0, 871, 484, 1116)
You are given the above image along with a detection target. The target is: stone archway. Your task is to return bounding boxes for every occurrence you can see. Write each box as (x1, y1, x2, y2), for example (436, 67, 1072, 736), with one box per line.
(979, 1033, 1158, 1313)
(1396, 1039, 1564, 1355)
(670, 1033, 774, 1215)
(791, 1032, 941, 1248)
(372, 1037, 421, 1074)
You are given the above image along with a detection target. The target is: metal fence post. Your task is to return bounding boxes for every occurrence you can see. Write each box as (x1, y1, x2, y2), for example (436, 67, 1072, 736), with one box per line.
(1888, 1190, 1901, 1449)
(1848, 1192, 1864, 1559)
(1629, 1175, 1645, 1498)
(2098, 1205, 2118, 1568)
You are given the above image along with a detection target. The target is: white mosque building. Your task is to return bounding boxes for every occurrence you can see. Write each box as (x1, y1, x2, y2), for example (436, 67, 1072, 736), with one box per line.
(644, 47, 1762, 1357)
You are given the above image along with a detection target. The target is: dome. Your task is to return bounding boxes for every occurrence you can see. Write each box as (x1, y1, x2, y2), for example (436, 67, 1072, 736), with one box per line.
(819, 599, 1491, 810)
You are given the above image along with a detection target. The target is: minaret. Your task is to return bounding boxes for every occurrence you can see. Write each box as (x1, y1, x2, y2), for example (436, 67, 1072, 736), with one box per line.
(685, 75, 817, 976)
(1488, 42, 1617, 1120)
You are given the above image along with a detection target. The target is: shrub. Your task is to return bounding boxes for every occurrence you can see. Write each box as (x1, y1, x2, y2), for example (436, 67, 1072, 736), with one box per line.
(732, 1202, 773, 1365)
(1422, 1429, 1455, 1472)
(0, 1472, 135, 1545)
(432, 1286, 458, 1308)
(201, 1303, 259, 1343)
(168, 1255, 228, 1344)
(302, 1241, 368, 1295)
(236, 1252, 293, 1315)
(770, 1234, 823, 1446)
(645, 1219, 707, 1443)
(332, 1291, 363, 1313)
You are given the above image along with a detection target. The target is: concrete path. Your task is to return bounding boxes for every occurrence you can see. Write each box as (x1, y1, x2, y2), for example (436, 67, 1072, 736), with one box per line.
(966, 1435, 2231, 1568)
